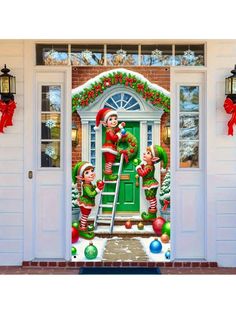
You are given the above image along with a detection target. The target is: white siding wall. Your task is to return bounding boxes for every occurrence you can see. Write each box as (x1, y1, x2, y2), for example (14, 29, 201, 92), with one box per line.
(0, 40, 24, 265)
(207, 40, 236, 267)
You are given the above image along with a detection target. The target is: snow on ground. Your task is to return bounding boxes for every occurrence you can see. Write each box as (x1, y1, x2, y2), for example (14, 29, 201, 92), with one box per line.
(137, 236, 171, 262)
(71, 237, 108, 262)
(95, 224, 155, 234)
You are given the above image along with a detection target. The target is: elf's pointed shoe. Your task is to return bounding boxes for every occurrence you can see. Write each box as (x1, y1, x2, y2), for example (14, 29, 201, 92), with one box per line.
(78, 226, 95, 240)
(104, 173, 118, 181)
(141, 210, 157, 221)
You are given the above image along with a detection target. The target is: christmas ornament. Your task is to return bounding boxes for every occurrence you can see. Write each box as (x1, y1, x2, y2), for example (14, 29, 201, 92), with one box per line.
(71, 246, 77, 256)
(84, 242, 98, 260)
(152, 217, 166, 237)
(72, 221, 79, 230)
(137, 221, 144, 230)
(121, 128, 126, 135)
(125, 220, 132, 229)
(149, 238, 162, 254)
(72, 70, 170, 113)
(72, 226, 79, 243)
(161, 233, 170, 244)
(117, 131, 138, 162)
(165, 248, 171, 260)
(162, 221, 171, 238)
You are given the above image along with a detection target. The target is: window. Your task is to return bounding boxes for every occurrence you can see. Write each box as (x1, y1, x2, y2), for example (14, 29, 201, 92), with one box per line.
(179, 86, 200, 168)
(104, 92, 141, 111)
(147, 123, 153, 147)
(36, 43, 205, 67)
(90, 123, 96, 166)
(40, 85, 61, 167)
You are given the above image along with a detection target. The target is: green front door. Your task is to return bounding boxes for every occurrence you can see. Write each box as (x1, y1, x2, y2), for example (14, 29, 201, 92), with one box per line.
(102, 121, 140, 213)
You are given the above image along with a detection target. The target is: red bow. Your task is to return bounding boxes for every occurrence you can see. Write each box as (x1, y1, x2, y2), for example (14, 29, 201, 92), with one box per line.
(120, 150, 129, 163)
(125, 77, 135, 87)
(0, 100, 16, 133)
(137, 84, 144, 93)
(224, 97, 236, 136)
(162, 199, 170, 211)
(114, 74, 123, 84)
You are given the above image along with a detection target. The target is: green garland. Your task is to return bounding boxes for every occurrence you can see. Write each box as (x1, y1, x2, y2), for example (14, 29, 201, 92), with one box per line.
(72, 71, 170, 113)
(116, 131, 138, 161)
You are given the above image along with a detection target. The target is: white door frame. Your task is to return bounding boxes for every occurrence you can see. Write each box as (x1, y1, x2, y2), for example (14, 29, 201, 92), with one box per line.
(23, 41, 72, 261)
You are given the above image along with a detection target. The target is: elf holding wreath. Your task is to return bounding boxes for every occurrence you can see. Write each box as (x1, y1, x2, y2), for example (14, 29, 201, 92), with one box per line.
(94, 108, 126, 180)
(136, 145, 168, 221)
(72, 161, 104, 239)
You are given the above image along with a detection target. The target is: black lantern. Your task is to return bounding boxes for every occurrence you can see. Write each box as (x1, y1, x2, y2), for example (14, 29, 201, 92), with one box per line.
(0, 64, 16, 102)
(72, 122, 78, 146)
(163, 117, 171, 145)
(225, 65, 236, 101)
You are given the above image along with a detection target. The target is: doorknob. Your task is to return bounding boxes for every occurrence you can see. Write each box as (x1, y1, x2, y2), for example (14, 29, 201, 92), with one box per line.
(135, 174, 139, 187)
(28, 171, 33, 179)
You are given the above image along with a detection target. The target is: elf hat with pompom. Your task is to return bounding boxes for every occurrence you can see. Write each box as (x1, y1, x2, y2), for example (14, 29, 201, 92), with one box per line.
(72, 161, 94, 183)
(149, 144, 168, 169)
(94, 108, 118, 131)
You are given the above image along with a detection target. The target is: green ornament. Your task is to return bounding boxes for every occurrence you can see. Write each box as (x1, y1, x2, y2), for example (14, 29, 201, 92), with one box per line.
(162, 221, 171, 237)
(72, 221, 79, 230)
(71, 246, 77, 256)
(84, 242, 98, 260)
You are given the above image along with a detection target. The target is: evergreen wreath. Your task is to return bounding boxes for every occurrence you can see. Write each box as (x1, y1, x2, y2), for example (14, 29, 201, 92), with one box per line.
(116, 131, 138, 162)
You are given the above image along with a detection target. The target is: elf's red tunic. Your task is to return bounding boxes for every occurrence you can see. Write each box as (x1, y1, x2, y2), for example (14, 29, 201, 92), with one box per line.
(101, 127, 121, 163)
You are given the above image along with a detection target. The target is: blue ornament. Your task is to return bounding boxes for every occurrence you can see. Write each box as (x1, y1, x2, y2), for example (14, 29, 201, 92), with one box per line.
(149, 238, 162, 254)
(165, 249, 171, 260)
(121, 128, 126, 135)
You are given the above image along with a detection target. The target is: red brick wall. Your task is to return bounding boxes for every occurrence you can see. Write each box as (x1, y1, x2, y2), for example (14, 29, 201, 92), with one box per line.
(72, 66, 170, 179)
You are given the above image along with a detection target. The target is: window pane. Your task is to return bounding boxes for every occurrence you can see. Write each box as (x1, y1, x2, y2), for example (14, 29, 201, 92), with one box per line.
(175, 44, 204, 66)
(36, 44, 68, 65)
(179, 86, 199, 112)
(179, 141, 199, 168)
(41, 113, 61, 140)
(141, 45, 172, 66)
(179, 114, 199, 140)
(41, 141, 60, 167)
(107, 45, 138, 66)
(71, 45, 104, 66)
(42, 85, 61, 112)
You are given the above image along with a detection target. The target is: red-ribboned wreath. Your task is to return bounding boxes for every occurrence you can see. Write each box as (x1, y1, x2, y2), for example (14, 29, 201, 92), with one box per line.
(0, 99, 16, 133)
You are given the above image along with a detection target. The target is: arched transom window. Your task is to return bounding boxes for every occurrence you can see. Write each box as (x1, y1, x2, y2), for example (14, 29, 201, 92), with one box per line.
(104, 92, 141, 111)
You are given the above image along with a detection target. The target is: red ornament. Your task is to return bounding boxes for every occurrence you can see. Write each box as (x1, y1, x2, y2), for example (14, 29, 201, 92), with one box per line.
(72, 227, 79, 243)
(224, 97, 236, 136)
(131, 142, 136, 147)
(125, 220, 132, 229)
(152, 216, 166, 237)
(128, 139, 131, 143)
(130, 148, 134, 153)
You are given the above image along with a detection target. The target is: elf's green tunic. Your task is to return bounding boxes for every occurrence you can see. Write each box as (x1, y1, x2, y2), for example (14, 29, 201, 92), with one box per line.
(78, 183, 98, 209)
(137, 164, 159, 199)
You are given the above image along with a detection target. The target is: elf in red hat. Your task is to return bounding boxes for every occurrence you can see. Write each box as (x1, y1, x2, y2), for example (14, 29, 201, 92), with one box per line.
(94, 108, 126, 180)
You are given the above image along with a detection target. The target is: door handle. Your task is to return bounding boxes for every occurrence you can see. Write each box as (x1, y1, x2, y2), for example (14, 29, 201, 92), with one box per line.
(135, 174, 139, 187)
(28, 171, 33, 179)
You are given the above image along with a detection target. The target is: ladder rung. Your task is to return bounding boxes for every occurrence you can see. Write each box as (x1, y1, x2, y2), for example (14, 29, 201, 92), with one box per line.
(97, 215, 112, 219)
(96, 220, 111, 224)
(113, 163, 120, 166)
(104, 181, 117, 184)
(102, 192, 116, 196)
(99, 204, 113, 208)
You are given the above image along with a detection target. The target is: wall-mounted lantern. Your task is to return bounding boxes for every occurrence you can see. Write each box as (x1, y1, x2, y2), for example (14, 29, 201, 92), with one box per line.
(224, 65, 236, 136)
(163, 117, 171, 145)
(72, 122, 78, 146)
(0, 64, 16, 102)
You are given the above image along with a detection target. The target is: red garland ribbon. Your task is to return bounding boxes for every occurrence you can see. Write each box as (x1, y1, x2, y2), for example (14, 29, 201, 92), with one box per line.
(103, 78, 112, 87)
(120, 150, 129, 163)
(137, 83, 144, 93)
(224, 97, 236, 136)
(125, 77, 135, 87)
(0, 100, 16, 133)
(162, 199, 170, 211)
(87, 90, 95, 99)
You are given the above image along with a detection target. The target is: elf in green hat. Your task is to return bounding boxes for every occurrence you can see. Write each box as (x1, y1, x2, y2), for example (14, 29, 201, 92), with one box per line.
(72, 161, 104, 239)
(136, 144, 168, 221)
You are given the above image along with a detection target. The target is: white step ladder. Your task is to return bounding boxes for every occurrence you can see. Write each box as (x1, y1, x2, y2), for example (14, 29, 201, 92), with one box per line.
(94, 154, 124, 233)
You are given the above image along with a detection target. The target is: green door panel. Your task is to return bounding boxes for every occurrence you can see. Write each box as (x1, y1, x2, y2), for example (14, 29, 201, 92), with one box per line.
(102, 121, 140, 212)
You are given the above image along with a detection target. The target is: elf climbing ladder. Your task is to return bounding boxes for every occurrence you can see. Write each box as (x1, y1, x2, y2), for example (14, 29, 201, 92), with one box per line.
(94, 153, 124, 234)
